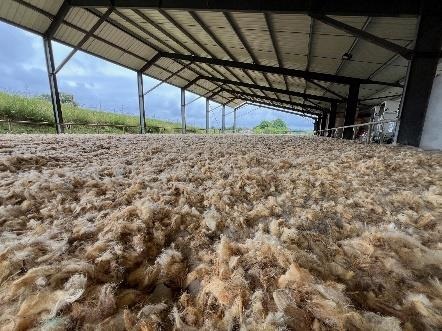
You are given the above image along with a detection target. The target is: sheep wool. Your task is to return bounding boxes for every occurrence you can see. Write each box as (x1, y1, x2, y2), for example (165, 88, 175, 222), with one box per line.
(0, 134, 441, 330)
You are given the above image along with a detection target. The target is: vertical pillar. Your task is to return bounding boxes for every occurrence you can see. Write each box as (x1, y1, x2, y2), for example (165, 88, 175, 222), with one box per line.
(43, 37, 64, 134)
(222, 105, 226, 133)
(181, 88, 186, 134)
(320, 112, 328, 136)
(205, 98, 210, 133)
(314, 119, 319, 134)
(317, 115, 322, 135)
(343, 83, 360, 139)
(137, 71, 146, 134)
(233, 108, 237, 133)
(327, 102, 337, 137)
(396, 13, 442, 147)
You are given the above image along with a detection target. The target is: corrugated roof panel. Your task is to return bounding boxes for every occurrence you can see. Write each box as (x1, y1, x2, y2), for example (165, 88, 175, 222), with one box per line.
(316, 16, 368, 36)
(272, 14, 311, 34)
(25, 0, 62, 16)
(65, 8, 99, 32)
(84, 37, 125, 62)
(53, 23, 85, 45)
(108, 10, 172, 54)
(310, 34, 355, 59)
(196, 11, 249, 61)
(231, 13, 277, 65)
(368, 17, 417, 41)
(339, 61, 383, 79)
(165, 11, 228, 59)
(309, 57, 340, 75)
(0, 0, 51, 33)
(143, 9, 209, 56)
(281, 54, 308, 70)
(118, 9, 187, 54)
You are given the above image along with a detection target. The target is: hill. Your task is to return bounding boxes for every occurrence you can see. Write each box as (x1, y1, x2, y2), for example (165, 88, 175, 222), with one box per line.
(0, 92, 193, 134)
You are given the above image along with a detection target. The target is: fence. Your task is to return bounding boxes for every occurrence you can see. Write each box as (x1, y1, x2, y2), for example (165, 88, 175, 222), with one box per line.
(0, 119, 160, 134)
(315, 119, 399, 144)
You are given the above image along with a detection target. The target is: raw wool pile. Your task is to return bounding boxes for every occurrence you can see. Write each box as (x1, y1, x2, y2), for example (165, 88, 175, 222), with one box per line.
(0, 134, 441, 331)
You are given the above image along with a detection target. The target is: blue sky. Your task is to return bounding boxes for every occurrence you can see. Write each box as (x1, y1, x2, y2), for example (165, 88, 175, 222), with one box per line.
(0, 21, 313, 130)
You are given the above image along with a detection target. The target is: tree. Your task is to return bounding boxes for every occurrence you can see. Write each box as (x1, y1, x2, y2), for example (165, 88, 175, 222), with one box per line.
(253, 119, 289, 134)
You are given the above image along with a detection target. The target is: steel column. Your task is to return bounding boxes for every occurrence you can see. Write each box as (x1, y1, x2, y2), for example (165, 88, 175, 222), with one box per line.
(327, 102, 337, 137)
(205, 98, 210, 133)
(181, 89, 186, 133)
(233, 108, 237, 133)
(43, 37, 64, 134)
(137, 71, 146, 134)
(320, 112, 328, 136)
(396, 13, 442, 147)
(221, 105, 226, 133)
(343, 84, 360, 139)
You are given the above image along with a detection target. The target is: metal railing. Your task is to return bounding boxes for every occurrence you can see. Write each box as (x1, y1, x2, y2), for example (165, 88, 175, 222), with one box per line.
(315, 119, 399, 144)
(0, 119, 167, 134)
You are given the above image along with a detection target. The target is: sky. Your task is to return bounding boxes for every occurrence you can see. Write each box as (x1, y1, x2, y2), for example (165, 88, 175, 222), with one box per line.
(0, 21, 314, 130)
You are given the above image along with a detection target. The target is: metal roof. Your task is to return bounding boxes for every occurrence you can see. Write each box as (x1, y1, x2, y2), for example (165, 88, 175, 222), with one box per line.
(0, 0, 438, 114)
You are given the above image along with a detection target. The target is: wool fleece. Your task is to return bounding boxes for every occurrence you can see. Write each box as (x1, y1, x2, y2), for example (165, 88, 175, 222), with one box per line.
(0, 134, 441, 330)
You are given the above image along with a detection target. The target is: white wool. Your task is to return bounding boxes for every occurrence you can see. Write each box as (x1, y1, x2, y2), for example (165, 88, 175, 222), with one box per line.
(137, 302, 168, 318)
(156, 248, 183, 267)
(203, 207, 221, 231)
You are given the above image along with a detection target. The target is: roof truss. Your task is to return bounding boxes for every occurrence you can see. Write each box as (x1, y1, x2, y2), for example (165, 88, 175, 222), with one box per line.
(68, 1, 442, 16)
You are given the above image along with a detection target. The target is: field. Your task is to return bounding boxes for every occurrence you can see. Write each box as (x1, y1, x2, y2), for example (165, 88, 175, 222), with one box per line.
(0, 135, 441, 330)
(0, 92, 188, 134)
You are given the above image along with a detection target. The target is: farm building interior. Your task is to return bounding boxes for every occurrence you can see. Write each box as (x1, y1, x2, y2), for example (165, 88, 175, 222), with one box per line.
(0, 0, 442, 330)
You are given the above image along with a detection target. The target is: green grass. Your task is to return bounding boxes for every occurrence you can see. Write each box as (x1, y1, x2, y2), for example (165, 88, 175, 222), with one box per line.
(0, 92, 194, 134)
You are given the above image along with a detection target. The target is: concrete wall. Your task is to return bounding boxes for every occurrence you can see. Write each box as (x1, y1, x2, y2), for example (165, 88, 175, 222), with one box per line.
(420, 73, 442, 150)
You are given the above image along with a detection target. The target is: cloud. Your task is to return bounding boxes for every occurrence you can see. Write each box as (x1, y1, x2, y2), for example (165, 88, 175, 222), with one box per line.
(0, 21, 313, 130)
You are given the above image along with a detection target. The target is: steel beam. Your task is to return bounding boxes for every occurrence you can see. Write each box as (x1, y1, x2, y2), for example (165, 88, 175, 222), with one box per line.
(396, 13, 442, 147)
(45, 1, 71, 38)
(239, 102, 316, 120)
(69, 1, 442, 16)
(137, 71, 146, 134)
(327, 102, 337, 137)
(55, 8, 113, 74)
(343, 84, 360, 139)
(222, 89, 326, 112)
(181, 88, 186, 133)
(312, 15, 412, 59)
(159, 52, 402, 87)
(185, 75, 339, 103)
(43, 37, 64, 134)
(236, 97, 319, 117)
(206, 99, 210, 133)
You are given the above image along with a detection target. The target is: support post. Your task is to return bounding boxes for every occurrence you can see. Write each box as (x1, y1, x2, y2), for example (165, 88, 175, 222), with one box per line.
(43, 37, 64, 134)
(314, 119, 319, 134)
(317, 115, 322, 135)
(137, 71, 146, 134)
(327, 102, 337, 137)
(320, 112, 328, 136)
(181, 88, 186, 133)
(222, 105, 226, 133)
(233, 108, 237, 133)
(396, 13, 442, 147)
(343, 83, 360, 139)
(205, 98, 210, 133)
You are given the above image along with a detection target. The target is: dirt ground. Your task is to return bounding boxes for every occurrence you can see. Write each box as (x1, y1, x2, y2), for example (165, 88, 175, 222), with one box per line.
(0, 134, 441, 330)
